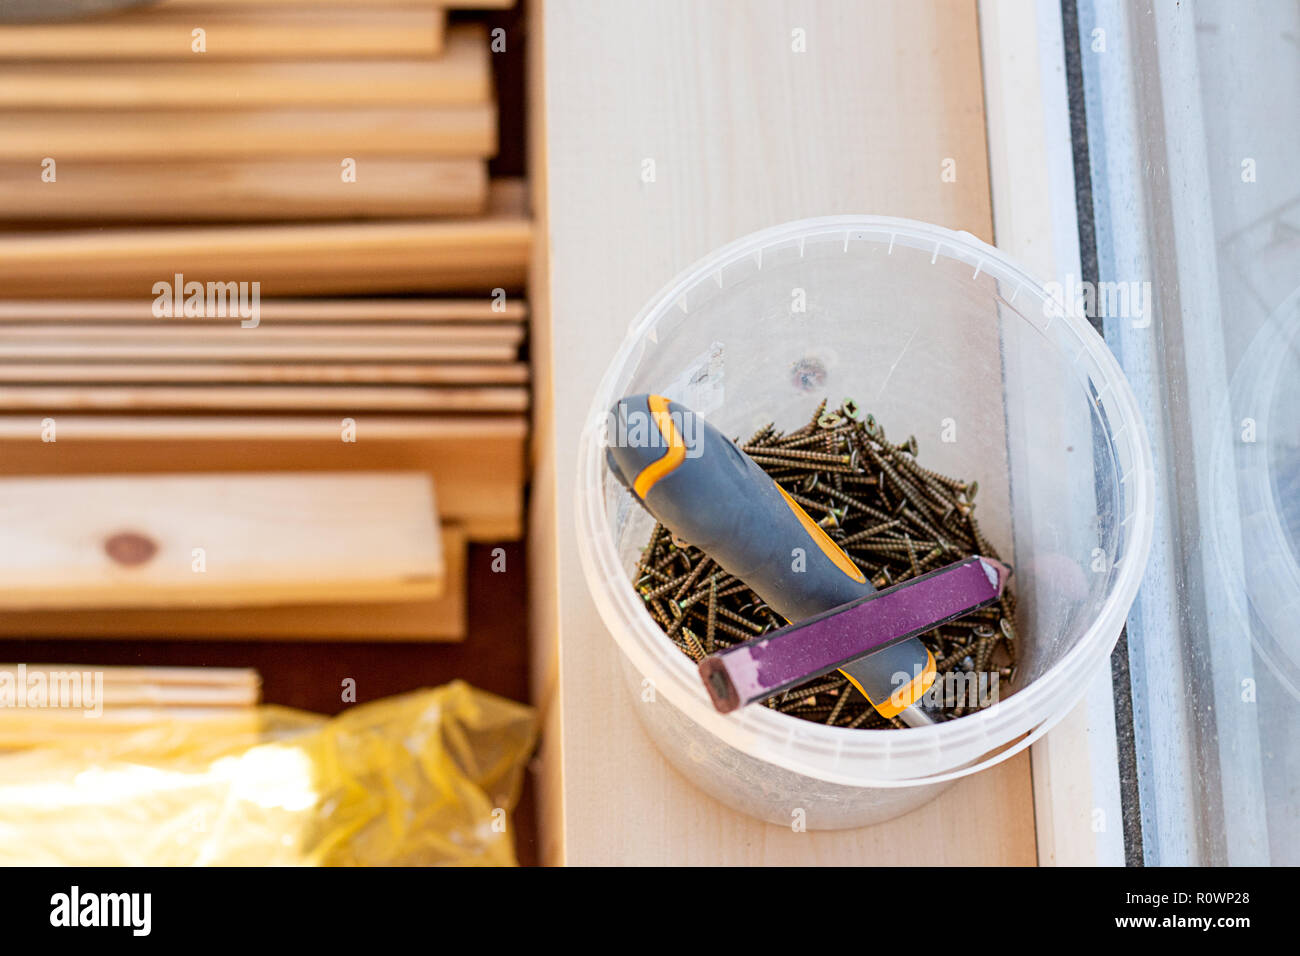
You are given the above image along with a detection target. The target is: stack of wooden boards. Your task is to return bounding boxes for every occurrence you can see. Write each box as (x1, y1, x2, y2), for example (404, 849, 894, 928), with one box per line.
(0, 297, 528, 413)
(0, 0, 528, 641)
(0, 1, 515, 225)
(0, 1, 529, 291)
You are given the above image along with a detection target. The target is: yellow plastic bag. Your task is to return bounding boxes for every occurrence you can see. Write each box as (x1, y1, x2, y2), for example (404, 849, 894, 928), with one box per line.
(0, 681, 536, 866)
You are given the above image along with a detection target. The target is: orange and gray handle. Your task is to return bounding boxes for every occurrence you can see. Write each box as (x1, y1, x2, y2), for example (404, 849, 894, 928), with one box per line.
(605, 393, 936, 723)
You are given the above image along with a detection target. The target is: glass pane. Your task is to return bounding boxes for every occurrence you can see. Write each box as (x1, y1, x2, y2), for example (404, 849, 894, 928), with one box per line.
(1078, 0, 1300, 864)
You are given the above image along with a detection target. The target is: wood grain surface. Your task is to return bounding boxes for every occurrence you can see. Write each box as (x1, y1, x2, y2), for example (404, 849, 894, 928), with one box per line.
(0, 472, 443, 608)
(0, 180, 530, 297)
(0, 24, 489, 108)
(528, 0, 1033, 866)
(0, 7, 447, 60)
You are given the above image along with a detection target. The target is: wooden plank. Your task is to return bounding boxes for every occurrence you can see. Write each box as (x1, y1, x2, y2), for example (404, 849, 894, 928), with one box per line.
(529, 0, 1027, 865)
(0, 666, 262, 746)
(0, 325, 525, 360)
(0, 298, 527, 323)
(3, 665, 262, 688)
(0, 709, 263, 749)
(0, 472, 444, 609)
(0, 105, 495, 161)
(0, 180, 530, 297)
(526, 0, 564, 867)
(0, 524, 470, 641)
(0, 342, 518, 362)
(0, 25, 490, 109)
(0, 324, 522, 343)
(0, 362, 530, 385)
(0, 711, 262, 748)
(0, 7, 446, 60)
(0, 384, 529, 412)
(0, 415, 525, 542)
(160, 0, 512, 8)
(93, 681, 260, 707)
(0, 412, 522, 442)
(0, 664, 259, 699)
(0, 158, 488, 221)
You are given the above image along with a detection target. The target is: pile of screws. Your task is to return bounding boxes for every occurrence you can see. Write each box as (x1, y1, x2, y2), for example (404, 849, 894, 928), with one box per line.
(636, 397, 1018, 729)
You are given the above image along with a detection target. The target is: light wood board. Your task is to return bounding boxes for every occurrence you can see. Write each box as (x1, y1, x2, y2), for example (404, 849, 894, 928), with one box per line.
(0, 24, 489, 109)
(0, 7, 446, 60)
(159, 0, 512, 7)
(0, 669, 259, 708)
(0, 384, 529, 412)
(0, 524, 469, 641)
(0, 472, 443, 609)
(0, 341, 519, 362)
(528, 0, 1033, 865)
(0, 105, 495, 161)
(0, 362, 529, 385)
(0, 298, 527, 323)
(0, 158, 489, 221)
(0, 179, 530, 297)
(0, 414, 525, 542)
(0, 666, 262, 745)
(0, 324, 523, 343)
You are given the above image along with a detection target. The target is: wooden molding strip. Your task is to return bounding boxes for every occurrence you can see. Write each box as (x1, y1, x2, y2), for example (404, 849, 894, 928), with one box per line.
(0, 342, 520, 362)
(3, 664, 260, 688)
(160, 0, 512, 8)
(0, 412, 527, 441)
(0, 158, 489, 221)
(0, 298, 527, 322)
(0, 25, 489, 109)
(0, 324, 523, 342)
(0, 7, 447, 60)
(0, 361, 530, 385)
(0, 180, 529, 297)
(0, 383, 530, 412)
(0, 105, 495, 161)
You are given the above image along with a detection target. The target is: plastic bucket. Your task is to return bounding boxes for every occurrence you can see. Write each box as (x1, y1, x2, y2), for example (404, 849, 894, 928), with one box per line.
(576, 216, 1154, 828)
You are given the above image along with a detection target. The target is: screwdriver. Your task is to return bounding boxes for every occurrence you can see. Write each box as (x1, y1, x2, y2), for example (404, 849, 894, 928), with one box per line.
(605, 393, 941, 726)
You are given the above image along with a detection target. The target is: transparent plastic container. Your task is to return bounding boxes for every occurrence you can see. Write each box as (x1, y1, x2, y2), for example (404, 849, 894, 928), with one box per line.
(576, 216, 1155, 828)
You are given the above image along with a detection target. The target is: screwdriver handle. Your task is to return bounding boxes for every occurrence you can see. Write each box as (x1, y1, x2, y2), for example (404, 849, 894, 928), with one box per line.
(606, 394, 870, 619)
